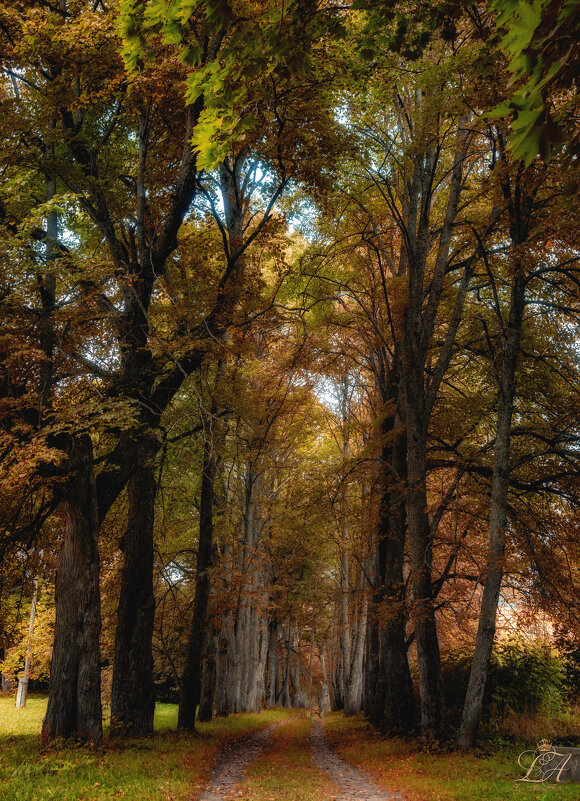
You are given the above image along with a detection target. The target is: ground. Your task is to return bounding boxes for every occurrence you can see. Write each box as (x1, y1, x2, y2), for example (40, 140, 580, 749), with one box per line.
(0, 695, 578, 801)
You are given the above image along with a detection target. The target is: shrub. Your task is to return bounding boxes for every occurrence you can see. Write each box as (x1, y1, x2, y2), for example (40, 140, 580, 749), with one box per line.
(488, 636, 566, 715)
(440, 635, 570, 730)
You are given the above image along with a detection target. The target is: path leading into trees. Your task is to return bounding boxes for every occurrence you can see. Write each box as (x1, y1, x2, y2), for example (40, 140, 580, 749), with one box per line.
(196, 716, 402, 801)
(197, 719, 286, 800)
(310, 721, 403, 801)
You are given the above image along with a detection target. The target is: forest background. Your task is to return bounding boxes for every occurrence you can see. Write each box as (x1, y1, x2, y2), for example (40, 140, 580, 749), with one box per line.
(0, 0, 579, 769)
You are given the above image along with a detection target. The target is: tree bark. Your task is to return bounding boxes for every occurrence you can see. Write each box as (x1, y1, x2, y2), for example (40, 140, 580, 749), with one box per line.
(406, 411, 446, 740)
(318, 643, 332, 716)
(457, 273, 525, 749)
(338, 548, 352, 708)
(42, 434, 102, 745)
(198, 626, 218, 722)
(15, 577, 39, 708)
(344, 576, 367, 716)
(110, 430, 160, 735)
(382, 424, 415, 732)
(266, 615, 279, 708)
(178, 430, 218, 730)
(215, 626, 231, 717)
(290, 624, 305, 707)
(398, 118, 471, 741)
(236, 464, 267, 713)
(365, 398, 414, 731)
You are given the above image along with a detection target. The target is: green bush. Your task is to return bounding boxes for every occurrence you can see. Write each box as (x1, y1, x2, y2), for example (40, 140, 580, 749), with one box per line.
(441, 636, 569, 726)
(553, 627, 580, 703)
(488, 636, 566, 715)
(440, 647, 473, 721)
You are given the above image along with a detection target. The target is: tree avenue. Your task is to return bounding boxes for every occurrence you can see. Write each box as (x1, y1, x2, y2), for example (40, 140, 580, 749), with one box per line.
(0, 0, 578, 760)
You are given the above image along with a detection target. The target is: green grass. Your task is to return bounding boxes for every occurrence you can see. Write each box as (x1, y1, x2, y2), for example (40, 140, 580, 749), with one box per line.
(324, 712, 580, 801)
(236, 714, 338, 801)
(0, 693, 293, 801)
(4, 695, 577, 801)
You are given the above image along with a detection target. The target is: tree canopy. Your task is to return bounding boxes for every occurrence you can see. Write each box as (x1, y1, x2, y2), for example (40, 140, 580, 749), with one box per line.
(0, 0, 579, 752)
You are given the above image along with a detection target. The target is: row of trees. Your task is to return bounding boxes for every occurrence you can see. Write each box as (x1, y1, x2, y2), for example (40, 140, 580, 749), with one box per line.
(0, 0, 578, 750)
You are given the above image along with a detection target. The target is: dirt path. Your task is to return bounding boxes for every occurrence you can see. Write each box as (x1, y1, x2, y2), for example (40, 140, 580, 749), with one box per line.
(309, 721, 403, 801)
(196, 716, 403, 801)
(197, 720, 282, 800)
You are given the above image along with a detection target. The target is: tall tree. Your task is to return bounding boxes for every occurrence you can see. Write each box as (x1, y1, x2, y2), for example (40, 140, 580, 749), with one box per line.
(457, 137, 579, 748)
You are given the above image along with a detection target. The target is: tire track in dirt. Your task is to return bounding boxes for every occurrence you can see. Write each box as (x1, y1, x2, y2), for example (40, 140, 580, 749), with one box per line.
(309, 721, 403, 801)
(197, 720, 284, 800)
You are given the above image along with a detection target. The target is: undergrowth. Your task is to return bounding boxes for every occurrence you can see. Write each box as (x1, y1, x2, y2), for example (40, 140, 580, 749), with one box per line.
(324, 711, 580, 801)
(0, 693, 292, 801)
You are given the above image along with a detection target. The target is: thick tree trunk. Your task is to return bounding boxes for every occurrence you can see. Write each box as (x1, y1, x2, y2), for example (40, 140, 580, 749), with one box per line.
(227, 617, 242, 713)
(266, 616, 279, 708)
(363, 616, 379, 718)
(332, 606, 345, 711)
(278, 626, 292, 707)
(344, 581, 367, 716)
(255, 590, 269, 709)
(236, 465, 267, 713)
(198, 627, 218, 722)
(110, 431, 159, 735)
(366, 408, 414, 731)
(363, 534, 381, 721)
(215, 626, 231, 717)
(406, 417, 446, 740)
(42, 434, 102, 745)
(457, 274, 525, 749)
(290, 625, 306, 707)
(178, 432, 218, 730)
(382, 427, 415, 732)
(281, 656, 292, 708)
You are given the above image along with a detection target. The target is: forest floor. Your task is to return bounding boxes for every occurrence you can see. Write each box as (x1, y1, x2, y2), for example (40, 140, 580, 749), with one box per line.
(1, 695, 578, 801)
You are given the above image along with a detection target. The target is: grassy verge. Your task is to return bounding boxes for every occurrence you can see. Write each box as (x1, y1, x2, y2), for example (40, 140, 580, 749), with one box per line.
(234, 713, 339, 801)
(0, 693, 293, 801)
(324, 711, 580, 801)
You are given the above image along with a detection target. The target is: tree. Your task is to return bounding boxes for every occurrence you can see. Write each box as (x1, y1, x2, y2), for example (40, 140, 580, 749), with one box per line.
(490, 0, 580, 164)
(457, 136, 580, 747)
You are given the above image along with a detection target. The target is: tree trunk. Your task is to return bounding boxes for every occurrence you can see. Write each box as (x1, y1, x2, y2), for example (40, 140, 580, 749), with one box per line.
(318, 643, 332, 716)
(42, 434, 102, 745)
(290, 624, 306, 707)
(366, 407, 414, 731)
(457, 274, 525, 749)
(344, 578, 367, 716)
(266, 616, 279, 708)
(215, 615, 236, 717)
(110, 431, 159, 735)
(199, 626, 218, 722)
(15, 577, 39, 708)
(178, 431, 218, 730)
(281, 657, 292, 708)
(382, 426, 415, 732)
(332, 606, 345, 711)
(339, 547, 352, 706)
(363, 535, 381, 721)
(237, 465, 266, 712)
(406, 416, 446, 740)
(255, 589, 269, 709)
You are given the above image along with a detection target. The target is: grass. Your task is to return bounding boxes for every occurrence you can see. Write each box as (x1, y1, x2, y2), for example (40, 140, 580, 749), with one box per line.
(3, 694, 578, 801)
(324, 711, 580, 801)
(484, 707, 580, 746)
(0, 693, 293, 801)
(234, 713, 339, 801)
